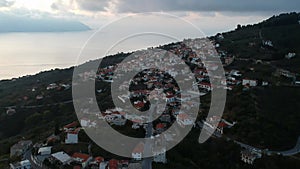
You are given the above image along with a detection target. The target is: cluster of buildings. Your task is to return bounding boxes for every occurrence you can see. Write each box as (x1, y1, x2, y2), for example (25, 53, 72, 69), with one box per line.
(241, 149, 262, 165)
(46, 83, 71, 91)
(43, 150, 139, 169)
(200, 116, 236, 137)
(9, 159, 31, 169)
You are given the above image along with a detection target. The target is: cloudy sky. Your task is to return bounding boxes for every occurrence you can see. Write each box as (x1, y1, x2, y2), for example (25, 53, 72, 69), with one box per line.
(0, 0, 299, 35)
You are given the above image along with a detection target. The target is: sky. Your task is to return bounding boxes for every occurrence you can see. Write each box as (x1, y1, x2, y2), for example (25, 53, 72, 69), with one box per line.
(0, 0, 300, 35)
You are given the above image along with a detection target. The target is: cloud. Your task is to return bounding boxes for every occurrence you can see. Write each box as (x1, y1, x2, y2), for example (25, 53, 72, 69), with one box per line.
(0, 0, 14, 8)
(51, 0, 110, 12)
(115, 0, 300, 13)
(50, 0, 300, 15)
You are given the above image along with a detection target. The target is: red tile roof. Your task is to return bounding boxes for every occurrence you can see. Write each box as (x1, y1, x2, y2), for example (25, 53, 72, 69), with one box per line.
(218, 122, 228, 128)
(133, 142, 144, 153)
(64, 121, 79, 129)
(177, 113, 190, 120)
(95, 156, 104, 163)
(72, 153, 90, 162)
(68, 128, 81, 134)
(73, 166, 81, 169)
(134, 101, 145, 109)
(108, 159, 119, 169)
(156, 123, 165, 129)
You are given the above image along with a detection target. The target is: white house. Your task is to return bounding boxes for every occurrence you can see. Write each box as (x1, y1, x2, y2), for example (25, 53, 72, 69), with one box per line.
(51, 151, 73, 165)
(72, 153, 92, 168)
(230, 70, 242, 77)
(199, 82, 212, 91)
(263, 40, 273, 47)
(132, 142, 144, 161)
(80, 118, 96, 128)
(65, 128, 80, 144)
(38, 146, 52, 155)
(165, 91, 175, 103)
(242, 79, 258, 87)
(46, 83, 58, 90)
(10, 160, 31, 169)
(285, 52, 296, 59)
(176, 113, 194, 127)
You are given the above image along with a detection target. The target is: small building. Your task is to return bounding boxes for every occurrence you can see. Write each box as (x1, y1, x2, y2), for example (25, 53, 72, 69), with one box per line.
(10, 159, 31, 169)
(72, 153, 92, 168)
(80, 118, 97, 128)
(242, 79, 257, 87)
(111, 117, 127, 126)
(38, 146, 52, 156)
(36, 95, 44, 100)
(199, 82, 212, 91)
(46, 83, 58, 90)
(285, 52, 296, 59)
(241, 150, 262, 165)
(65, 128, 80, 144)
(132, 142, 144, 161)
(51, 151, 73, 165)
(230, 70, 242, 77)
(165, 91, 176, 103)
(153, 152, 167, 164)
(262, 81, 269, 86)
(6, 108, 16, 116)
(263, 40, 273, 47)
(155, 123, 165, 134)
(277, 69, 295, 78)
(176, 113, 194, 127)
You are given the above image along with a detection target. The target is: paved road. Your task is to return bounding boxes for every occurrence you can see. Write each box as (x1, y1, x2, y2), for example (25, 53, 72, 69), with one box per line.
(142, 104, 157, 169)
(197, 121, 300, 157)
(24, 149, 41, 169)
(1, 100, 73, 109)
(270, 136, 300, 156)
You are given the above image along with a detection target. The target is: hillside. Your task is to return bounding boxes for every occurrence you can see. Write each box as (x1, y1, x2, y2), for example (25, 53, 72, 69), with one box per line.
(213, 12, 300, 72)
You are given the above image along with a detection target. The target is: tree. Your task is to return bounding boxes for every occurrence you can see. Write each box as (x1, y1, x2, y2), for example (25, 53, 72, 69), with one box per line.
(54, 122, 60, 135)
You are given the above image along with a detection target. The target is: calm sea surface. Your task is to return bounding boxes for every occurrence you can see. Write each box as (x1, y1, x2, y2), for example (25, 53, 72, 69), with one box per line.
(0, 30, 183, 80)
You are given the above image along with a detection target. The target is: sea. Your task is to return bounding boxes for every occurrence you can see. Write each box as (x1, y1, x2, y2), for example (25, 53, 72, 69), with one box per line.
(0, 30, 188, 80)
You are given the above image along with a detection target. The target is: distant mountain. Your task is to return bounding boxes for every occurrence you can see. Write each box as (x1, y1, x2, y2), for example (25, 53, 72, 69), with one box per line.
(0, 13, 91, 33)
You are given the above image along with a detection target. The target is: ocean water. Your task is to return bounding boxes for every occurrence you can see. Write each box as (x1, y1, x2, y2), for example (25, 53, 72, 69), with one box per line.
(0, 31, 94, 80)
(0, 24, 204, 80)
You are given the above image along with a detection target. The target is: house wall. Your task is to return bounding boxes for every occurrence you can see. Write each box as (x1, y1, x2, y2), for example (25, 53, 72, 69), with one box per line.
(65, 133, 78, 144)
